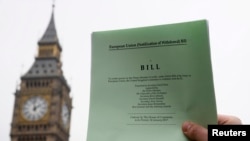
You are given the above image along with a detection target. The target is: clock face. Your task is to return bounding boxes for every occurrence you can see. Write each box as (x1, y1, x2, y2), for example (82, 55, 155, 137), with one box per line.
(61, 104, 69, 128)
(22, 96, 48, 121)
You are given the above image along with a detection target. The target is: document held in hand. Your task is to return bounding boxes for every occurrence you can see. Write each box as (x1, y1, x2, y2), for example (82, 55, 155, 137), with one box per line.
(87, 20, 217, 141)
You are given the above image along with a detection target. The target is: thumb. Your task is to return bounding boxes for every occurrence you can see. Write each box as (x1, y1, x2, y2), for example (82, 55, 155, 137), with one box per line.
(182, 121, 208, 141)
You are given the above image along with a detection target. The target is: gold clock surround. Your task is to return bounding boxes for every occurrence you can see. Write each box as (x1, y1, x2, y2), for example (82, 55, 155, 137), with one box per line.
(19, 94, 51, 123)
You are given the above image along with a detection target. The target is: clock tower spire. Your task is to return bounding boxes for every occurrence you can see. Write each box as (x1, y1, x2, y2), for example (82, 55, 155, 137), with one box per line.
(37, 4, 61, 60)
(10, 4, 72, 141)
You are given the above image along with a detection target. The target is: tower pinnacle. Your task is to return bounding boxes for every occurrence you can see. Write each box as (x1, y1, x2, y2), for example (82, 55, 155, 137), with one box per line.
(38, 4, 60, 49)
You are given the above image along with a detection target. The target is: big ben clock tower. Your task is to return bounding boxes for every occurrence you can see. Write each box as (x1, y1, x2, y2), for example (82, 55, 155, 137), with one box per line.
(10, 5, 72, 141)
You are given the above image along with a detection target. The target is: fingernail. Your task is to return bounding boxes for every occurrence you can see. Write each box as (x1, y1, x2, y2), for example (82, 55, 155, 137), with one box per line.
(182, 121, 191, 132)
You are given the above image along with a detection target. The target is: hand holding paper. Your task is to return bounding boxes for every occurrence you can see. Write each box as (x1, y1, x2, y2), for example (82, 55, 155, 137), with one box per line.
(87, 20, 217, 141)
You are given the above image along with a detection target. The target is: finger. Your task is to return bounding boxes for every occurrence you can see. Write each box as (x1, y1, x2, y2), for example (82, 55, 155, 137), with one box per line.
(218, 114, 242, 125)
(182, 121, 208, 141)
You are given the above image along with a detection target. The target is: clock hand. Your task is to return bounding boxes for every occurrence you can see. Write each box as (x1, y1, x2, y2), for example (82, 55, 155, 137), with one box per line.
(36, 104, 41, 108)
(33, 105, 37, 111)
(33, 102, 41, 111)
(32, 98, 36, 105)
(32, 97, 39, 110)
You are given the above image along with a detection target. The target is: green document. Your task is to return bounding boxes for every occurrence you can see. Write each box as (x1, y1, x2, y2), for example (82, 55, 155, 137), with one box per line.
(87, 20, 217, 141)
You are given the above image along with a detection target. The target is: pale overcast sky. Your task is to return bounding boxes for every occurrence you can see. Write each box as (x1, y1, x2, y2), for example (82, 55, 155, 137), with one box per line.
(0, 0, 250, 141)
